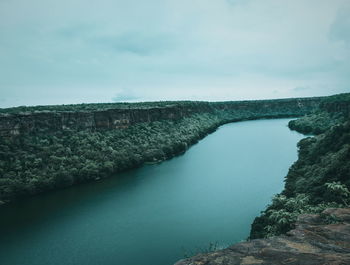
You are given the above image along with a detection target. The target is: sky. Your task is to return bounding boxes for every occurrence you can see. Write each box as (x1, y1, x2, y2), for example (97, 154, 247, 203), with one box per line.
(0, 0, 349, 107)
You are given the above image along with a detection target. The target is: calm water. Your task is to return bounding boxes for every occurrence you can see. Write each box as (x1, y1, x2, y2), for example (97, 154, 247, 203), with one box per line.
(0, 119, 303, 265)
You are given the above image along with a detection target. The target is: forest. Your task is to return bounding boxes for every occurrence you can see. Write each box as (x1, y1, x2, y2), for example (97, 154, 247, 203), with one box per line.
(250, 93, 350, 239)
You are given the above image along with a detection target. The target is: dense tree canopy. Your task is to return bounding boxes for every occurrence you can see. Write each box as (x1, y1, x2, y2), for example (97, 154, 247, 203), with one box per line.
(0, 113, 222, 202)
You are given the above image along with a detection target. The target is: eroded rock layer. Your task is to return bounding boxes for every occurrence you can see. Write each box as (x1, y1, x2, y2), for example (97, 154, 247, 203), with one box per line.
(0, 97, 321, 136)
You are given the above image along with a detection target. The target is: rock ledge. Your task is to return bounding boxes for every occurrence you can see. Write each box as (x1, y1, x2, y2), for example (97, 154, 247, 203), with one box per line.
(175, 208, 350, 265)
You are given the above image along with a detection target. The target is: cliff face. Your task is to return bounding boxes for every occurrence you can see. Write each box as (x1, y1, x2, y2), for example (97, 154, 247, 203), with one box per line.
(0, 97, 321, 136)
(175, 208, 350, 265)
(0, 106, 188, 136)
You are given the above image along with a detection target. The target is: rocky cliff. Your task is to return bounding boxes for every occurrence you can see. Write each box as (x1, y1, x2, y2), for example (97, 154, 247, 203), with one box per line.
(175, 208, 350, 265)
(0, 97, 321, 136)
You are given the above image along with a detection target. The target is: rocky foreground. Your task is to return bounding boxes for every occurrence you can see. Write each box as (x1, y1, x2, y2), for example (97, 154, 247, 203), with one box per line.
(175, 208, 350, 265)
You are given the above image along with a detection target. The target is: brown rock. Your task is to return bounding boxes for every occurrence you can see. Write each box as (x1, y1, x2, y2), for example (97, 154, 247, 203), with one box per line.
(175, 208, 350, 265)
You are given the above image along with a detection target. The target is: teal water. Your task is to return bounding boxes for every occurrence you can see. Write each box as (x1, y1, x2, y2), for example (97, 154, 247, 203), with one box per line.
(0, 119, 303, 265)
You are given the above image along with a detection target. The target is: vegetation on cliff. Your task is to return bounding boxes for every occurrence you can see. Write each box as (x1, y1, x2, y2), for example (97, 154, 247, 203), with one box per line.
(250, 94, 350, 239)
(0, 98, 320, 203)
(0, 113, 222, 202)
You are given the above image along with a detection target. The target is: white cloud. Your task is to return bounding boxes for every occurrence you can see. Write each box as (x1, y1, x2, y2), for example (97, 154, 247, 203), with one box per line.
(0, 0, 349, 107)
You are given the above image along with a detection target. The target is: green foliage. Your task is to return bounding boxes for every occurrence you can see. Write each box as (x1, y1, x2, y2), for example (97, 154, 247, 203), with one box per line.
(0, 101, 193, 114)
(322, 93, 350, 103)
(288, 93, 350, 135)
(284, 122, 350, 203)
(251, 98, 350, 239)
(0, 94, 330, 115)
(288, 112, 344, 135)
(250, 193, 341, 239)
(324, 181, 350, 206)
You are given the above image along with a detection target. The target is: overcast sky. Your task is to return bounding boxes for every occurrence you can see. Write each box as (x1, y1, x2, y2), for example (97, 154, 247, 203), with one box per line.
(0, 0, 349, 107)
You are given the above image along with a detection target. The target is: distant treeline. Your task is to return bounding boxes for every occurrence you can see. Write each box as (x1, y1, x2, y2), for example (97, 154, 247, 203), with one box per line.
(0, 97, 319, 115)
(250, 93, 350, 239)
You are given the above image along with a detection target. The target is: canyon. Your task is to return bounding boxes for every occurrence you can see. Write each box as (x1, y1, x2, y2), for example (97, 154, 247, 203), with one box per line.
(0, 97, 321, 136)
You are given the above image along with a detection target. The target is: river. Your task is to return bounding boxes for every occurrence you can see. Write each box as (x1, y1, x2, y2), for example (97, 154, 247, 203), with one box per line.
(0, 119, 303, 265)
